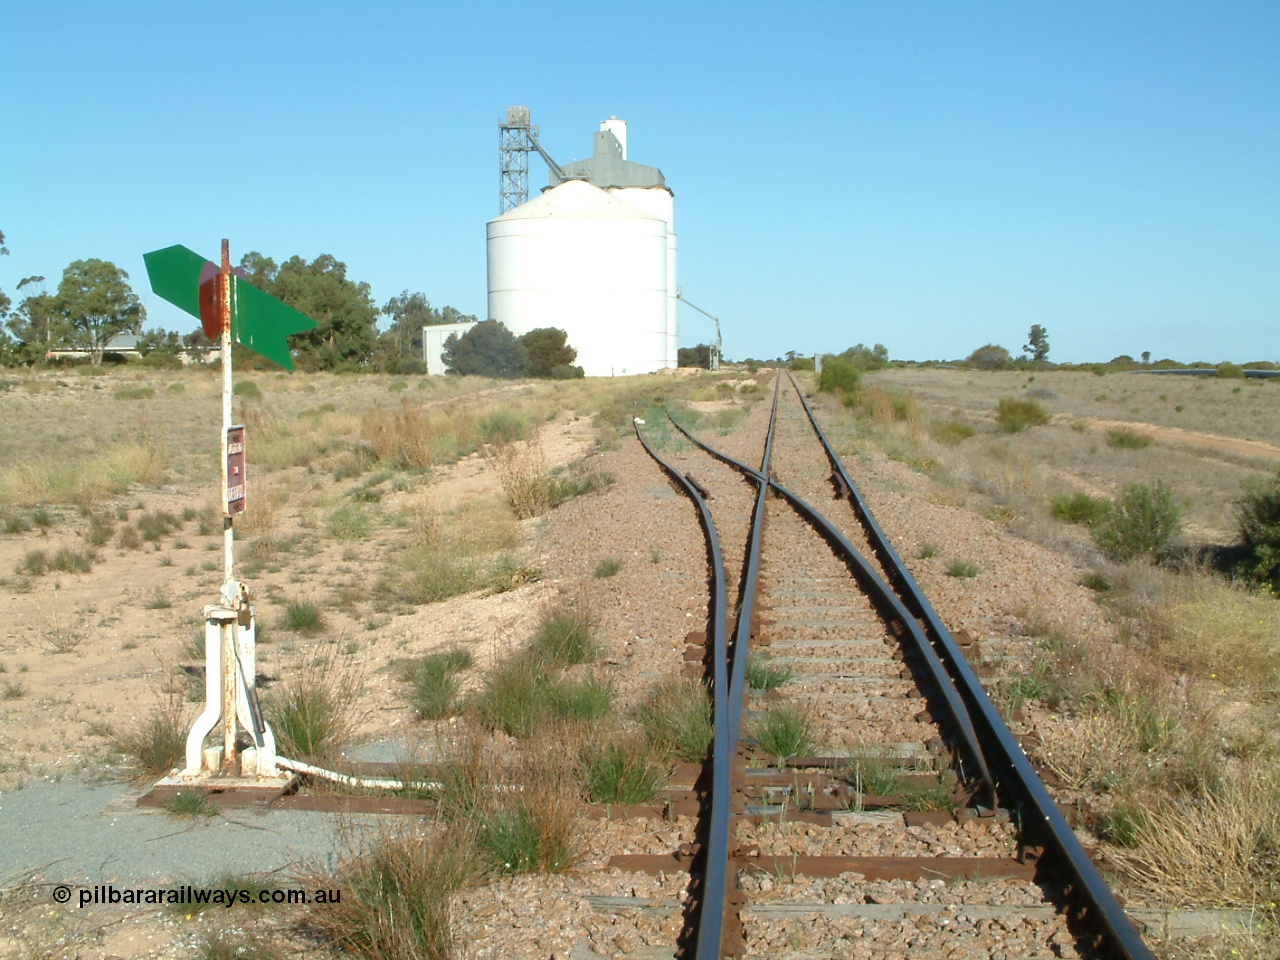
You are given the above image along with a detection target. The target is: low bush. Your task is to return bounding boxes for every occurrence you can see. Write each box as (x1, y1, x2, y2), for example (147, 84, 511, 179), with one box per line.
(995, 397, 1050, 433)
(477, 797, 577, 875)
(114, 690, 191, 776)
(744, 654, 792, 691)
(317, 823, 477, 960)
(1092, 481, 1182, 562)
(265, 651, 364, 759)
(1105, 427, 1152, 450)
(529, 598, 598, 667)
(639, 676, 712, 763)
(137, 509, 181, 542)
(580, 733, 666, 805)
(753, 704, 815, 765)
(549, 674, 613, 721)
(929, 420, 974, 445)
(282, 601, 325, 633)
(402, 648, 472, 720)
(232, 380, 262, 399)
(818, 358, 860, 396)
(946, 560, 979, 578)
(1237, 471, 1280, 591)
(1049, 492, 1112, 526)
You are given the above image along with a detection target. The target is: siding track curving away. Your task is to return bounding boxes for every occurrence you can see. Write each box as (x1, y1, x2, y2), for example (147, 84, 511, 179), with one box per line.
(631, 373, 1155, 960)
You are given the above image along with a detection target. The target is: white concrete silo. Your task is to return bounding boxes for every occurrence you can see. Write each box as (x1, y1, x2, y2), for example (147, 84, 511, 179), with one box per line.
(486, 179, 669, 376)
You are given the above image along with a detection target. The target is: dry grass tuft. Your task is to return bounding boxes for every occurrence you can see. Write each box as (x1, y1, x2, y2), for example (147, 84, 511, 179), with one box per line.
(0, 442, 165, 506)
(113, 689, 192, 776)
(484, 436, 550, 519)
(265, 648, 366, 760)
(316, 821, 478, 960)
(1161, 585, 1280, 697)
(1109, 767, 1280, 906)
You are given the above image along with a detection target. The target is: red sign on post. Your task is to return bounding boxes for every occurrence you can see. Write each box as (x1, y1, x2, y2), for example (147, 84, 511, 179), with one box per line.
(226, 425, 246, 515)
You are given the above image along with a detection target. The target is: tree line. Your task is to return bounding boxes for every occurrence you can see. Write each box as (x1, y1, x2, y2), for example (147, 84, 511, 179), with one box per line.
(0, 236, 521, 373)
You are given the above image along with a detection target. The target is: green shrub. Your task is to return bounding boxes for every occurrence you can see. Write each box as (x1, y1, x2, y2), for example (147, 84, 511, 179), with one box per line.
(581, 735, 665, 805)
(477, 800, 576, 874)
(233, 380, 262, 399)
(478, 408, 529, 444)
(383, 545, 480, 605)
(265, 652, 362, 759)
(1106, 427, 1152, 450)
(995, 397, 1050, 433)
(946, 559, 978, 579)
(789, 356, 815, 372)
(85, 512, 115, 546)
(317, 824, 476, 960)
(744, 654, 792, 691)
(929, 420, 974, 445)
(1092, 481, 1182, 562)
(549, 675, 613, 721)
(1216, 362, 1245, 379)
(137, 509, 181, 542)
(593, 557, 622, 578)
(639, 677, 712, 762)
(1, 512, 31, 534)
(282, 601, 326, 633)
(1237, 472, 1280, 590)
(403, 648, 472, 720)
(1050, 492, 1112, 526)
(113, 691, 190, 776)
(817, 358, 860, 395)
(473, 655, 550, 737)
(326, 505, 371, 540)
(530, 599, 598, 667)
(753, 704, 814, 765)
(113, 385, 155, 400)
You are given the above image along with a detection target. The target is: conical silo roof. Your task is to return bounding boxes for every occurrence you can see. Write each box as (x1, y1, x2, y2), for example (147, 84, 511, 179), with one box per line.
(492, 178, 664, 223)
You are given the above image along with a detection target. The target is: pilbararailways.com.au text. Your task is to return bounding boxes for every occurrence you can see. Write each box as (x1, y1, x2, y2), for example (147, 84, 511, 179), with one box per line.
(70, 884, 340, 909)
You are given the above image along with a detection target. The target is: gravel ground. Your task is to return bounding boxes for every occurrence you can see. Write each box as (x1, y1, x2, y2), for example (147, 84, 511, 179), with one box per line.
(0, 376, 1166, 958)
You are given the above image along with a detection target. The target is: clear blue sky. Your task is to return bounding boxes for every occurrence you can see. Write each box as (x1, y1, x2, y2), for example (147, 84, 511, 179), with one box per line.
(3, 1, 1277, 364)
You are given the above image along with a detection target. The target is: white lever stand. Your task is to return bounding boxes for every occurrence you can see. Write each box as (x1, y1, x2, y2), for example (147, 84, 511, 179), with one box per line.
(178, 581, 280, 779)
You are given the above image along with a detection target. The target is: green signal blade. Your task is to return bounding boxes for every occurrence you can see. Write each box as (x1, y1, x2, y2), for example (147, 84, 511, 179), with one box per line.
(232, 276, 317, 371)
(143, 245, 208, 319)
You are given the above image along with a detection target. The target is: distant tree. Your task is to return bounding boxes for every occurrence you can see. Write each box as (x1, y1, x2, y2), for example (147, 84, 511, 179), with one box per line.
(3, 276, 62, 364)
(442, 319, 528, 377)
(1141, 350, 1151, 365)
(138, 328, 182, 356)
(0, 229, 8, 320)
(1023, 325, 1049, 362)
(375, 291, 479, 373)
(679, 344, 712, 369)
(54, 259, 145, 365)
(239, 251, 378, 369)
(520, 327, 579, 378)
(837, 342, 889, 371)
(967, 344, 1012, 371)
(376, 291, 432, 372)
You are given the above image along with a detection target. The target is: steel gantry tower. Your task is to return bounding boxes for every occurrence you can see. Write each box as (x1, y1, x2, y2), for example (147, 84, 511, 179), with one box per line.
(498, 106, 566, 213)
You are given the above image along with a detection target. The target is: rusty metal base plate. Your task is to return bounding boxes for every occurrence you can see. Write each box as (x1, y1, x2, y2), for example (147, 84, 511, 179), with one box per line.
(138, 774, 298, 809)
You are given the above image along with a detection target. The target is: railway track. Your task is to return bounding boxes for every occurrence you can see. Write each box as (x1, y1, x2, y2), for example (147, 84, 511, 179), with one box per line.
(625, 373, 1154, 960)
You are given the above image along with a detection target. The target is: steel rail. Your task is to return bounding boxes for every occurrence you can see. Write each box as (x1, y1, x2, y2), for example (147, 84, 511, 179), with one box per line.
(631, 419, 731, 959)
(726, 374, 781, 739)
(666, 409, 997, 802)
(784, 372, 1154, 960)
